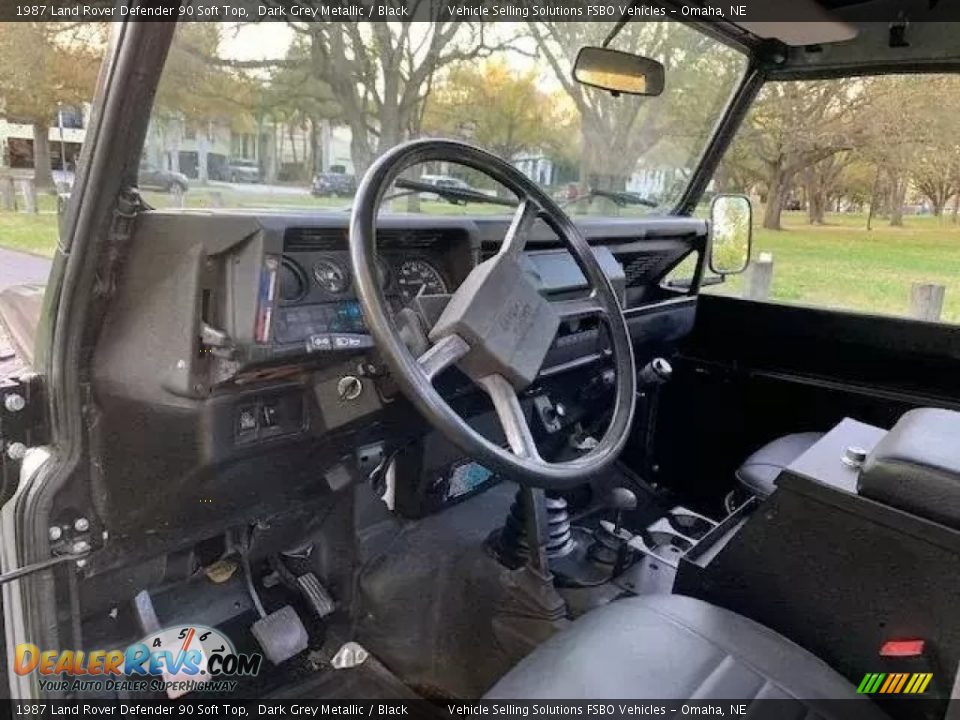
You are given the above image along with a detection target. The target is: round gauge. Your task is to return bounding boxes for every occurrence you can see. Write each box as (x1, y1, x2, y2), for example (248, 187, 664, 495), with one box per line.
(279, 258, 307, 303)
(313, 259, 350, 294)
(396, 259, 448, 302)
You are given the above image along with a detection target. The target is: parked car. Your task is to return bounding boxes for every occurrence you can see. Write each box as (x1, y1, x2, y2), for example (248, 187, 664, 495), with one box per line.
(417, 174, 497, 202)
(224, 158, 260, 183)
(311, 172, 356, 197)
(137, 163, 189, 193)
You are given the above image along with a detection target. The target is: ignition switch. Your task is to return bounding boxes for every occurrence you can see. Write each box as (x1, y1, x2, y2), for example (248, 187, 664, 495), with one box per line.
(336, 376, 364, 402)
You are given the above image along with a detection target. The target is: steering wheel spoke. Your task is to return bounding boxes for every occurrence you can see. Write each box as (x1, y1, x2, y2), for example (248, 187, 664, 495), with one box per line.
(417, 333, 470, 381)
(478, 374, 542, 461)
(552, 291, 607, 321)
(500, 198, 542, 259)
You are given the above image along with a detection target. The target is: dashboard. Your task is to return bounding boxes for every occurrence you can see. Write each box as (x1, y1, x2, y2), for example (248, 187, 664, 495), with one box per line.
(88, 209, 709, 559)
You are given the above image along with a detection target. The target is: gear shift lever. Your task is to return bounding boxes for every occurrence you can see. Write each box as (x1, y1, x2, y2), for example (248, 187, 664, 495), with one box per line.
(588, 487, 638, 570)
(638, 357, 672, 387)
(607, 487, 638, 534)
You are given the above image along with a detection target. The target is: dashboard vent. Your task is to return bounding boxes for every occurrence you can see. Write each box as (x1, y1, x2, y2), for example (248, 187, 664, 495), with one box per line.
(284, 227, 346, 251)
(284, 227, 455, 251)
(621, 251, 674, 287)
(377, 229, 449, 249)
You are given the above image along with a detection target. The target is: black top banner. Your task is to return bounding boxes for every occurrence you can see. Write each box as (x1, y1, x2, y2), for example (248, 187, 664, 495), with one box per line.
(3, 0, 960, 23)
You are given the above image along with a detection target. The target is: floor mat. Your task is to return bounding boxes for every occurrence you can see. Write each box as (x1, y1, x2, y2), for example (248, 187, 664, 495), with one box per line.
(268, 639, 419, 700)
(355, 482, 517, 699)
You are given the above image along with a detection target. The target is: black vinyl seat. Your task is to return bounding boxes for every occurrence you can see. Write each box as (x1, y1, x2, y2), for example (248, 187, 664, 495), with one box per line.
(736, 432, 824, 498)
(485, 594, 888, 718)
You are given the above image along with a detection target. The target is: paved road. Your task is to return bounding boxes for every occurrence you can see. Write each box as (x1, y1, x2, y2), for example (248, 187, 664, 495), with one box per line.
(0, 247, 51, 291)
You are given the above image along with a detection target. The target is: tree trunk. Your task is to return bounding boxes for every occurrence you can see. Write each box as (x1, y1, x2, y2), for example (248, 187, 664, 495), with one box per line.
(763, 165, 789, 231)
(32, 122, 55, 191)
(348, 117, 373, 177)
(197, 129, 209, 185)
(866, 165, 882, 231)
(807, 187, 826, 225)
(309, 117, 319, 176)
(288, 125, 298, 167)
(951, 193, 959, 224)
(889, 178, 906, 227)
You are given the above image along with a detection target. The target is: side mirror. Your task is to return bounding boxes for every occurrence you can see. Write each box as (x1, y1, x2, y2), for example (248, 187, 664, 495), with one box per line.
(572, 47, 665, 97)
(709, 194, 752, 276)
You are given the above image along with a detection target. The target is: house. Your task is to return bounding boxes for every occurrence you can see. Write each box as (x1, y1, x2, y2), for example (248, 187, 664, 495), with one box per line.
(142, 115, 234, 182)
(0, 104, 89, 173)
(1, 103, 355, 186)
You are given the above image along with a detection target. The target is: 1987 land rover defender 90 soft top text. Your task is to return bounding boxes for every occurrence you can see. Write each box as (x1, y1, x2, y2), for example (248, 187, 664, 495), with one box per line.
(0, 5, 958, 717)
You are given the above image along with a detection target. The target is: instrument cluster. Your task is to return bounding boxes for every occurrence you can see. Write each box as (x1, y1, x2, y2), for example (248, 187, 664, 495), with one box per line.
(274, 251, 452, 351)
(279, 253, 449, 305)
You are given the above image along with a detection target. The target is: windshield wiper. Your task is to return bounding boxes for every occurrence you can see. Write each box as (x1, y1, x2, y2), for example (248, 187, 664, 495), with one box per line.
(561, 189, 658, 209)
(390, 179, 517, 207)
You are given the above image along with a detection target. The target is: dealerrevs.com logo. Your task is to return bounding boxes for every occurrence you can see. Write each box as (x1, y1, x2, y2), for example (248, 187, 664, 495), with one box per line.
(15, 624, 262, 695)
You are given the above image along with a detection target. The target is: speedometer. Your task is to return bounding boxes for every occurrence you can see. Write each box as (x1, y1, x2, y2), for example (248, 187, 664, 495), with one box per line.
(396, 259, 448, 302)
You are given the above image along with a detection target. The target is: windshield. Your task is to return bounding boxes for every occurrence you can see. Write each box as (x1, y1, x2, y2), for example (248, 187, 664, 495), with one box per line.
(145, 21, 745, 216)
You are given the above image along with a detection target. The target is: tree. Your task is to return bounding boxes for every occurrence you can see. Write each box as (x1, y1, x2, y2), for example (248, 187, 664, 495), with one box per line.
(855, 76, 934, 227)
(274, 19, 526, 174)
(734, 79, 870, 230)
(803, 152, 855, 224)
(198, 14, 526, 175)
(0, 23, 103, 190)
(259, 38, 341, 180)
(907, 76, 960, 217)
(528, 21, 744, 193)
(154, 24, 259, 182)
(422, 60, 573, 162)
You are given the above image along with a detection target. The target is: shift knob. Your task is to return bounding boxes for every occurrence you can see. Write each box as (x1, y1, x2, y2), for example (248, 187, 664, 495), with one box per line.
(639, 357, 673, 386)
(608, 487, 638, 512)
(607, 487, 638, 534)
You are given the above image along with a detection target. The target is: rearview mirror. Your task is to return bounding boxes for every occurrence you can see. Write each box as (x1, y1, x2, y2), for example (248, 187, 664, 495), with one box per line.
(709, 194, 752, 276)
(573, 47, 665, 97)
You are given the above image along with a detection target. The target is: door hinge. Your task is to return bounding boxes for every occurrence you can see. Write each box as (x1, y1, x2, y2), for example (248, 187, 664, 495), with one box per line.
(1, 374, 47, 503)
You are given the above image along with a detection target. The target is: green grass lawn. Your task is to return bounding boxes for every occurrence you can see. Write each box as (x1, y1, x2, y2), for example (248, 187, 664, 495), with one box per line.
(2, 197, 958, 325)
(0, 213, 60, 257)
(710, 212, 960, 323)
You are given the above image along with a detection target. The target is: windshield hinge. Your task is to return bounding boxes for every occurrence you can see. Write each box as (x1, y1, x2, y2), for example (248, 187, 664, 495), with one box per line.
(0, 374, 47, 504)
(92, 188, 146, 301)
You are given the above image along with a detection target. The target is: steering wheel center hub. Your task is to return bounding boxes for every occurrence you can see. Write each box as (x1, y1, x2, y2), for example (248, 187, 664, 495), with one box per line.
(430, 255, 560, 390)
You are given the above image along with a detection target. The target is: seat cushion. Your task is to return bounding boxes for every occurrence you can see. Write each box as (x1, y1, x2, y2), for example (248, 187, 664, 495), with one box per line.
(737, 432, 824, 498)
(485, 595, 887, 717)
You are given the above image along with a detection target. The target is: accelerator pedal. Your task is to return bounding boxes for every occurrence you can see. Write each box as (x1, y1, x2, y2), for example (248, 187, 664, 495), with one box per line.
(297, 572, 336, 618)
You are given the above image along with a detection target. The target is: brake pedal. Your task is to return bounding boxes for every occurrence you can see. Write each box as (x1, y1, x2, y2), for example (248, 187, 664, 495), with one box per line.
(297, 572, 336, 618)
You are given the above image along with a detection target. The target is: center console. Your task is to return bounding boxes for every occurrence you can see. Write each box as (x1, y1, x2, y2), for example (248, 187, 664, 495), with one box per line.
(667, 409, 960, 713)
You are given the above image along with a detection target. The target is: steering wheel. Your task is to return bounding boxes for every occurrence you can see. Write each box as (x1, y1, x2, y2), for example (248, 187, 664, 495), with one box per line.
(349, 139, 636, 489)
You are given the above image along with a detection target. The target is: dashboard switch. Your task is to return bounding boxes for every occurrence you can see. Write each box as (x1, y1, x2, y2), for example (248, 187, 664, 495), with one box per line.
(261, 403, 279, 428)
(237, 406, 258, 437)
